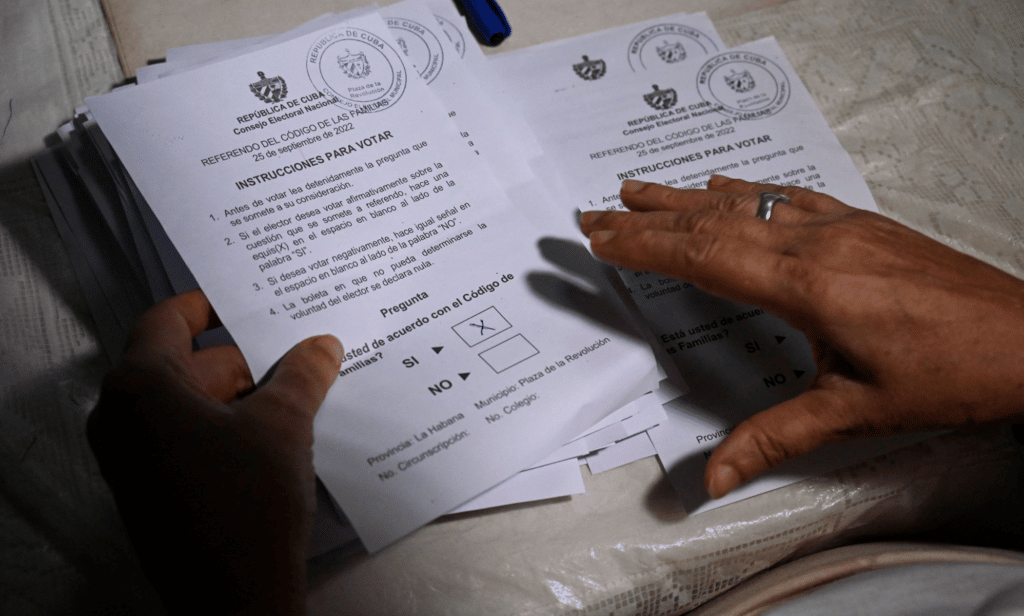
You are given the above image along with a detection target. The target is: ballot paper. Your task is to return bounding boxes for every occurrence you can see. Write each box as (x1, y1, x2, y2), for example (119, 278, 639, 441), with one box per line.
(428, 0, 547, 164)
(448, 458, 585, 514)
(86, 11, 657, 552)
(380, 0, 537, 190)
(534, 391, 666, 467)
(141, 2, 541, 197)
(486, 9, 723, 182)
(488, 11, 724, 99)
(520, 37, 893, 511)
(128, 3, 642, 515)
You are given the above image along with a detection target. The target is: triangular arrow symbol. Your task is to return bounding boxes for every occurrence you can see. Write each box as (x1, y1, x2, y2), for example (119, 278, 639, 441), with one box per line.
(794, 369, 806, 379)
(775, 335, 787, 344)
(433, 346, 443, 354)
(459, 372, 470, 381)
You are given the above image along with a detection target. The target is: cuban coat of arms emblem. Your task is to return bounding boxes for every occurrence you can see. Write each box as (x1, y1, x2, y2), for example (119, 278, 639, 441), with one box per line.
(725, 69, 756, 93)
(338, 51, 371, 79)
(643, 84, 678, 110)
(656, 41, 687, 64)
(249, 71, 288, 103)
(572, 55, 606, 81)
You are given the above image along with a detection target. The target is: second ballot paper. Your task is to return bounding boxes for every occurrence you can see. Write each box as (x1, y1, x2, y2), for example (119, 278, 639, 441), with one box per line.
(86, 11, 656, 552)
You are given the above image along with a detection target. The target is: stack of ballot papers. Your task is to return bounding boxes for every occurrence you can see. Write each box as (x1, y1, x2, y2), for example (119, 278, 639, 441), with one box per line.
(34, 0, 922, 553)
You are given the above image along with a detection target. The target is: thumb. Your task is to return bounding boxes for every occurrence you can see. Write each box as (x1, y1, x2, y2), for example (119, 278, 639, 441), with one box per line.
(703, 388, 859, 498)
(244, 335, 344, 421)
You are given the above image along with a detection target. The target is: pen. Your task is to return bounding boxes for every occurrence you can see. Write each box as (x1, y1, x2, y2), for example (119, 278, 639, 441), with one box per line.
(453, 0, 511, 46)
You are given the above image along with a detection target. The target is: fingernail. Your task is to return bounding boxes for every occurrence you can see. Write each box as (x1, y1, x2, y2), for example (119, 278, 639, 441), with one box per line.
(319, 335, 344, 363)
(621, 179, 647, 193)
(589, 230, 616, 245)
(708, 174, 731, 186)
(707, 464, 740, 499)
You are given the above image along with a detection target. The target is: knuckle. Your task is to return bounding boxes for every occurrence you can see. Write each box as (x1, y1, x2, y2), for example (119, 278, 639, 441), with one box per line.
(814, 383, 870, 434)
(787, 214, 884, 271)
(716, 193, 755, 215)
(258, 382, 314, 418)
(679, 233, 721, 267)
(778, 257, 817, 296)
(823, 226, 866, 259)
(746, 428, 795, 469)
(677, 210, 719, 235)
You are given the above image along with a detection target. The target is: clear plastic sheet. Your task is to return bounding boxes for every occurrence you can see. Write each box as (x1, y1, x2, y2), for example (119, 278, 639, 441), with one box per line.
(309, 430, 1023, 615)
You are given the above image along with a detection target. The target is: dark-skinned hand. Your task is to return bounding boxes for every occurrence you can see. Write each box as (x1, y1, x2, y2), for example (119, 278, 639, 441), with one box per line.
(87, 290, 342, 615)
(580, 175, 1024, 499)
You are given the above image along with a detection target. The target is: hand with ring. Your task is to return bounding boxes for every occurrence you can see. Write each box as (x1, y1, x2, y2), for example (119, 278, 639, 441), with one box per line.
(579, 175, 1024, 499)
(755, 192, 789, 220)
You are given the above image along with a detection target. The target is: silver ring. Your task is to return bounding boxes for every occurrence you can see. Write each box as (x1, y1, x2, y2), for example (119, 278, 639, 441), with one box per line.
(756, 192, 790, 221)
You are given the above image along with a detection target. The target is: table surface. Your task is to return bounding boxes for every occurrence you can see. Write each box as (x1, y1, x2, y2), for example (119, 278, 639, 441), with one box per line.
(1, 0, 1023, 614)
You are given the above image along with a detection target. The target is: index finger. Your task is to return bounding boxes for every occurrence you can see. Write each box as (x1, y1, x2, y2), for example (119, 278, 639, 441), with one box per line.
(588, 228, 809, 318)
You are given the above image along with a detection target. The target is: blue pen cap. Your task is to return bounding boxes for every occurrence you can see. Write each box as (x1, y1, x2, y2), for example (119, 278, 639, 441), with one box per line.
(455, 0, 511, 46)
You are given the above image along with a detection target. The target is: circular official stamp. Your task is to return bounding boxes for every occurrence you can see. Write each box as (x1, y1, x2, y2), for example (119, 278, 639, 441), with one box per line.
(626, 24, 718, 71)
(696, 51, 790, 120)
(307, 27, 407, 113)
(386, 18, 445, 85)
(433, 13, 466, 59)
